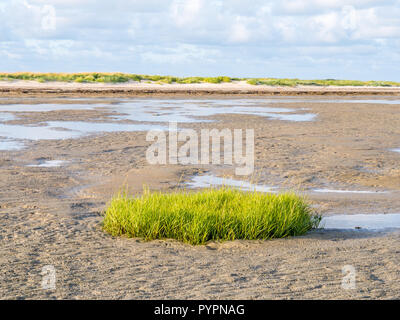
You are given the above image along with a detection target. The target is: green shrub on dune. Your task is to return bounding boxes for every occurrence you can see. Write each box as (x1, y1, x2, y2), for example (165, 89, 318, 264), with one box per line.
(0, 72, 398, 87)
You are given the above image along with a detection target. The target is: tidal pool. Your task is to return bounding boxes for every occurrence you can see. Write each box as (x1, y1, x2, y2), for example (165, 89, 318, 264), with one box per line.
(187, 175, 276, 193)
(0, 121, 167, 150)
(0, 113, 15, 122)
(0, 98, 318, 151)
(321, 213, 400, 230)
(27, 160, 68, 167)
(285, 99, 400, 105)
(0, 139, 25, 150)
(188, 175, 400, 231)
(318, 99, 400, 104)
(3, 97, 396, 152)
(0, 99, 316, 123)
(0, 103, 97, 112)
(188, 175, 388, 196)
(100, 99, 317, 123)
(313, 188, 387, 194)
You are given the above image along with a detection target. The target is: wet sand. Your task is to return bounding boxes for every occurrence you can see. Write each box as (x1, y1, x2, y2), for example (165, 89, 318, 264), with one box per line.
(0, 95, 399, 299)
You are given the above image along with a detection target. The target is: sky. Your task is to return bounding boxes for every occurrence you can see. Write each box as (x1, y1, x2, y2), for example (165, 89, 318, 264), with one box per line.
(1, 0, 400, 80)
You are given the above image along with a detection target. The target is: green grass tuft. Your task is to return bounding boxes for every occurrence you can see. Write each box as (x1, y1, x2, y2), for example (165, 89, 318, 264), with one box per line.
(102, 187, 321, 245)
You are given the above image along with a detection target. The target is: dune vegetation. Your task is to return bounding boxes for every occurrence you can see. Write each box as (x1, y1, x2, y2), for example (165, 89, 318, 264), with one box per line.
(102, 187, 320, 245)
(0, 72, 233, 84)
(0, 72, 399, 87)
(245, 78, 400, 87)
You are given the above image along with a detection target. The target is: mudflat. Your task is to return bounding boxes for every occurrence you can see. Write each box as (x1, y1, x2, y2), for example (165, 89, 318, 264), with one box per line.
(0, 94, 399, 299)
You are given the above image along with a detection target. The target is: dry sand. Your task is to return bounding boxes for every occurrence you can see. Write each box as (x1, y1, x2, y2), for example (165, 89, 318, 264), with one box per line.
(0, 92, 399, 299)
(1, 80, 400, 97)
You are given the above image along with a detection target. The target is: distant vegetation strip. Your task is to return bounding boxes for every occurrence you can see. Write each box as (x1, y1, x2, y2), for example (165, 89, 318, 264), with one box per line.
(0, 72, 399, 87)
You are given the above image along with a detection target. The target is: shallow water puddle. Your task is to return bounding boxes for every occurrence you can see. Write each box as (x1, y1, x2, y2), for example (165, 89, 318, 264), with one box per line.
(0, 99, 316, 123)
(0, 139, 25, 150)
(313, 188, 387, 194)
(112, 100, 316, 123)
(319, 99, 400, 105)
(46, 121, 166, 135)
(0, 121, 167, 150)
(0, 113, 15, 122)
(263, 113, 316, 122)
(187, 175, 276, 193)
(243, 99, 400, 105)
(321, 213, 400, 230)
(391, 148, 400, 153)
(0, 99, 318, 150)
(133, 98, 400, 105)
(0, 123, 83, 140)
(7, 97, 394, 151)
(27, 160, 68, 167)
(188, 175, 388, 196)
(188, 175, 399, 231)
(0, 103, 99, 112)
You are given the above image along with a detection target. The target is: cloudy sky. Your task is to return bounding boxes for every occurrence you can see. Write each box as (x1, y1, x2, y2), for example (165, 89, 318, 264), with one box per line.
(1, 0, 400, 80)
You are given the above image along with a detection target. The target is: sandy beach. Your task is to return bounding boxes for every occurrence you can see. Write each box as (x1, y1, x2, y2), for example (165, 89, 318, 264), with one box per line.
(1, 81, 400, 97)
(0, 89, 399, 299)
(3, 0, 400, 305)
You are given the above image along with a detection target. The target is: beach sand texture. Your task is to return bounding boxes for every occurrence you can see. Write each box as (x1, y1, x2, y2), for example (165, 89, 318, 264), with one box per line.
(0, 91, 399, 299)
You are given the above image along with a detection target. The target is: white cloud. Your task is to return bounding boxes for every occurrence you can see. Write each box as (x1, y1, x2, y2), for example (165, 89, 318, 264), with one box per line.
(40, 5, 56, 31)
(229, 20, 251, 43)
(0, 49, 21, 59)
(1, 0, 57, 39)
(277, 0, 395, 13)
(0, 0, 399, 80)
(170, 0, 203, 27)
(140, 44, 220, 64)
(341, 5, 357, 30)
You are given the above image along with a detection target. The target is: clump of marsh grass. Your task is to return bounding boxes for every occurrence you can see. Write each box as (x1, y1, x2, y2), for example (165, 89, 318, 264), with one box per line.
(102, 187, 320, 245)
